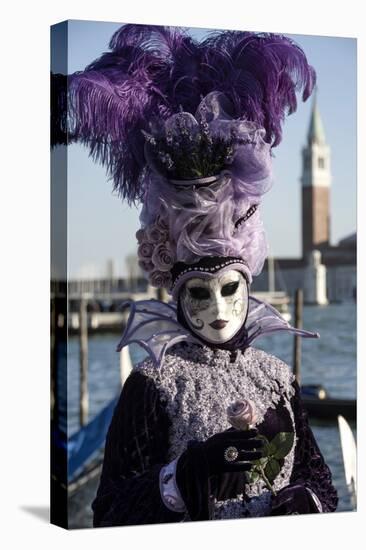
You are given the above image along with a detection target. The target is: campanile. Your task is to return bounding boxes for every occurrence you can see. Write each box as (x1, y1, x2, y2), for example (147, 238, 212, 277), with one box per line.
(301, 94, 331, 259)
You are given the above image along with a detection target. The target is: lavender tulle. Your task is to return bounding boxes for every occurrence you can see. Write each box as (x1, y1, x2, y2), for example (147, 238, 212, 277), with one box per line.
(116, 298, 319, 369)
(140, 173, 268, 277)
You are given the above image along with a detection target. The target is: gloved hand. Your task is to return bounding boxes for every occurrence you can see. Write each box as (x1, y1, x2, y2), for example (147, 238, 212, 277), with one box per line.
(271, 482, 319, 515)
(181, 427, 263, 476)
(175, 428, 263, 520)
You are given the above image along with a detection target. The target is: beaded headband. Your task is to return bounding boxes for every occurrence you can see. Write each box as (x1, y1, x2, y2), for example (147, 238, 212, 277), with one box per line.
(171, 257, 251, 300)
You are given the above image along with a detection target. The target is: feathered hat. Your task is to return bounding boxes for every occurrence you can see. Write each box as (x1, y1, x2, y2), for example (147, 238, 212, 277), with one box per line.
(52, 24, 316, 291)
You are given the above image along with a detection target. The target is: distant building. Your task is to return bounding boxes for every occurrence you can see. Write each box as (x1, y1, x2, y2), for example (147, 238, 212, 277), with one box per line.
(106, 258, 116, 279)
(252, 95, 356, 303)
(301, 92, 331, 258)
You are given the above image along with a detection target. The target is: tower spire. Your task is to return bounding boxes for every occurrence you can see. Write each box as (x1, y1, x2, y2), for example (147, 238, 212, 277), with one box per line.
(307, 87, 326, 145)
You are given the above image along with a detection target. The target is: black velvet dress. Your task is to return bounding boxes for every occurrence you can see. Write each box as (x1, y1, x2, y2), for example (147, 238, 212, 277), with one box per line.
(92, 343, 338, 527)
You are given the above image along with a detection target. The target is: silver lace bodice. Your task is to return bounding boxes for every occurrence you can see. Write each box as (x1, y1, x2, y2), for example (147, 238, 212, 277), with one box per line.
(134, 342, 296, 519)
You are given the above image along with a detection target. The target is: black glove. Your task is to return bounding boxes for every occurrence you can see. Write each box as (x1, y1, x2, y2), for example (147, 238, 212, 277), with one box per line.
(175, 428, 263, 520)
(271, 483, 319, 515)
(184, 428, 263, 476)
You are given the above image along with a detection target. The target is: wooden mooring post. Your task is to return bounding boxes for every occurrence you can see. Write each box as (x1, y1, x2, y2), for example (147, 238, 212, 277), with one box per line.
(293, 288, 303, 385)
(79, 297, 89, 426)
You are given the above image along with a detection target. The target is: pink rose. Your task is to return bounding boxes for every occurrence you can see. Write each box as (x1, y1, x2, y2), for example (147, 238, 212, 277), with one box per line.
(152, 243, 175, 272)
(138, 241, 154, 260)
(155, 216, 169, 232)
(135, 228, 147, 244)
(146, 225, 168, 244)
(149, 270, 172, 289)
(138, 259, 154, 273)
(227, 399, 257, 430)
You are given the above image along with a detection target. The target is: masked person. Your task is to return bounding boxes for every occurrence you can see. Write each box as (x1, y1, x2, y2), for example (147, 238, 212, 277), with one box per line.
(51, 24, 338, 526)
(91, 255, 337, 525)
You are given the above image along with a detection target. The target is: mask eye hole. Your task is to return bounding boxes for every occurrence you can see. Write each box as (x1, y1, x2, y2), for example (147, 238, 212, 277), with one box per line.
(221, 281, 239, 297)
(188, 287, 210, 300)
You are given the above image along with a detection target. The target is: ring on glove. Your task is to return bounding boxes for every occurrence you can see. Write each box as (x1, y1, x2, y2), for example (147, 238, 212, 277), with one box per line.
(224, 446, 239, 463)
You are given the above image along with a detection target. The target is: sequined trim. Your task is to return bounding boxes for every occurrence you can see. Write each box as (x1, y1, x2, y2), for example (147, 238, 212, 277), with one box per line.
(212, 495, 246, 519)
(212, 492, 273, 519)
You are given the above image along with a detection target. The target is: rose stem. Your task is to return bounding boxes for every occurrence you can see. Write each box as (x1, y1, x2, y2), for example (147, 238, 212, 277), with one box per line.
(258, 466, 277, 496)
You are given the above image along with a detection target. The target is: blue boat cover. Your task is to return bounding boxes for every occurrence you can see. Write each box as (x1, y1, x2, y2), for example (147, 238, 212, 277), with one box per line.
(67, 395, 119, 482)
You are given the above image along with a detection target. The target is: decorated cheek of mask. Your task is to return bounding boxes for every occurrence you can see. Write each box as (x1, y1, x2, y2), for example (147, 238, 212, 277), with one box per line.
(180, 270, 249, 344)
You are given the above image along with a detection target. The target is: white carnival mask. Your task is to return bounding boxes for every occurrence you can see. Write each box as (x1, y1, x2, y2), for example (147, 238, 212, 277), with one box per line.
(180, 270, 249, 344)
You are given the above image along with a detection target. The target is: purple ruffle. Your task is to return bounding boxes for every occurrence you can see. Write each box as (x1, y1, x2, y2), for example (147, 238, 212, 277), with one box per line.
(116, 297, 319, 369)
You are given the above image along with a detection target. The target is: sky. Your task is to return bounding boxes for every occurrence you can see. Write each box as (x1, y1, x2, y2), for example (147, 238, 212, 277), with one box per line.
(61, 20, 357, 279)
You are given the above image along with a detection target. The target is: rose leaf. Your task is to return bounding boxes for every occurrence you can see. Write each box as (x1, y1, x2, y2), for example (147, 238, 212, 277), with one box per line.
(270, 432, 295, 459)
(264, 458, 280, 483)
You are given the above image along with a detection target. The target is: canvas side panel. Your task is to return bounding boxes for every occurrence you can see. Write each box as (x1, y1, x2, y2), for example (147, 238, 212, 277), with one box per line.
(50, 20, 69, 530)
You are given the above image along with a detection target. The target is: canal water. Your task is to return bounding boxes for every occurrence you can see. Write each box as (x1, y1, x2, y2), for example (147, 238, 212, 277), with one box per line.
(66, 301, 357, 514)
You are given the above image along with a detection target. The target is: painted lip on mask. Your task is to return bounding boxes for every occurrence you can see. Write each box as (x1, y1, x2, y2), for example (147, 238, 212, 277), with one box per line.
(209, 319, 229, 330)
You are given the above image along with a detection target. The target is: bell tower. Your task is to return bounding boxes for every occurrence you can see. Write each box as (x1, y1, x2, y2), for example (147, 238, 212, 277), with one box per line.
(301, 93, 331, 259)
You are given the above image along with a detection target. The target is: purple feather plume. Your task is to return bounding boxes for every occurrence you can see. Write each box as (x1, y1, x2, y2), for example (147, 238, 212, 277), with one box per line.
(52, 24, 316, 203)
